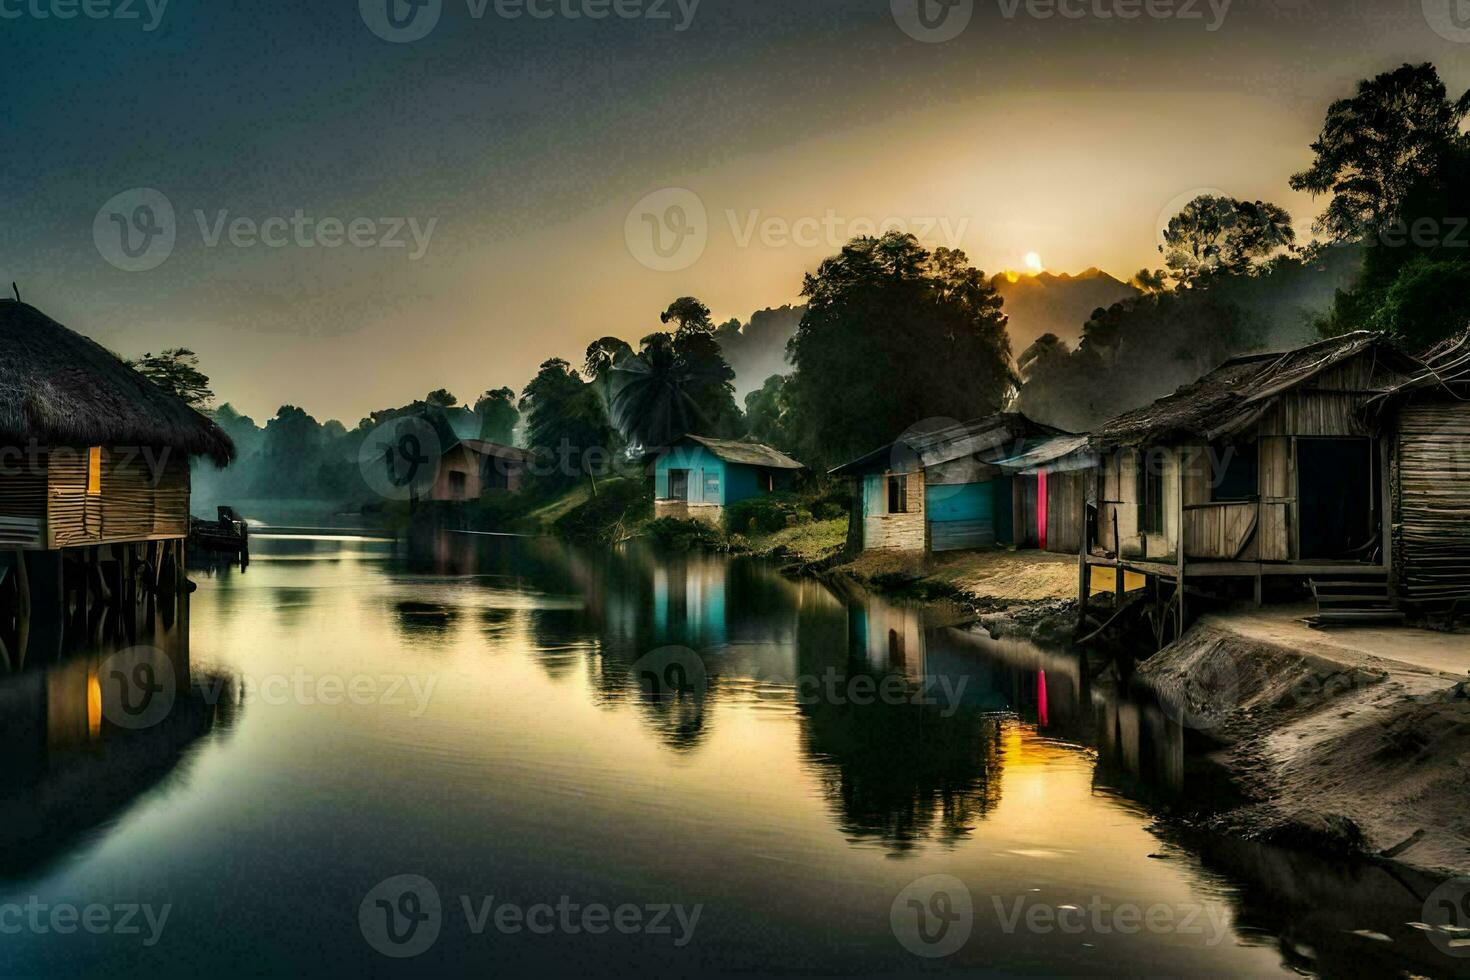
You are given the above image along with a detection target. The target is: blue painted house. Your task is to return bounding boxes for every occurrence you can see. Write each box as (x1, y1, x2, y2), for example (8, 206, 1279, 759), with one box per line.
(652, 435, 804, 523)
(830, 414, 1088, 556)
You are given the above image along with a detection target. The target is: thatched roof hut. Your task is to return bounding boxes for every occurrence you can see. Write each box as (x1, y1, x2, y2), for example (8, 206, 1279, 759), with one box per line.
(0, 300, 234, 465)
(1090, 332, 1424, 450)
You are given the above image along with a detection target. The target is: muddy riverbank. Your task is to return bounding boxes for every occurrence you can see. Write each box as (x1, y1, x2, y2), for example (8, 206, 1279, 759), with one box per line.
(1137, 613, 1470, 880)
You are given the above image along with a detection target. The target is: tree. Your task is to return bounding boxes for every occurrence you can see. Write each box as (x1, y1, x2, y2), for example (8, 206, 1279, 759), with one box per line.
(129, 348, 214, 408)
(519, 359, 616, 494)
(424, 388, 458, 408)
(659, 296, 714, 334)
(473, 387, 520, 444)
(1159, 195, 1295, 282)
(1368, 257, 1470, 353)
(609, 300, 743, 449)
(1290, 63, 1470, 241)
(1016, 334, 1069, 381)
(1131, 268, 1168, 293)
(784, 232, 1014, 469)
(584, 336, 634, 383)
(744, 374, 794, 450)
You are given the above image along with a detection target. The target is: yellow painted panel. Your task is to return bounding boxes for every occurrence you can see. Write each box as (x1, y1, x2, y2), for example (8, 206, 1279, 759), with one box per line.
(1088, 565, 1147, 596)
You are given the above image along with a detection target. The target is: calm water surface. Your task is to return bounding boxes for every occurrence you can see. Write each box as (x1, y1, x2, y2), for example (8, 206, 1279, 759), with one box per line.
(0, 523, 1460, 977)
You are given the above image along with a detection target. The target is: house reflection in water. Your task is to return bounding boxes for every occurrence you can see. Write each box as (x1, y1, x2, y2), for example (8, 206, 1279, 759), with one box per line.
(652, 554, 727, 648)
(0, 612, 241, 880)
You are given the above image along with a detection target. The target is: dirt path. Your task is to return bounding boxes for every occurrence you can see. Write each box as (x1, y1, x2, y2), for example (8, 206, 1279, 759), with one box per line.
(837, 548, 1078, 603)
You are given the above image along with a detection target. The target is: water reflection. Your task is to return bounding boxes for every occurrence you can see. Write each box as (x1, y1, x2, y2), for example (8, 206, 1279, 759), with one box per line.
(3, 527, 1459, 977)
(0, 603, 240, 880)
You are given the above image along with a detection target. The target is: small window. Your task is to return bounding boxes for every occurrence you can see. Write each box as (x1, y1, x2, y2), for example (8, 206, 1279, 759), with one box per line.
(448, 471, 467, 496)
(87, 446, 102, 496)
(1212, 442, 1259, 502)
(704, 470, 721, 501)
(887, 474, 908, 514)
(667, 469, 690, 501)
(1137, 450, 1164, 534)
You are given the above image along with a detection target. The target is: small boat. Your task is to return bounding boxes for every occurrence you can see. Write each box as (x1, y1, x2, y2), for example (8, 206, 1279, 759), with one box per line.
(189, 506, 250, 561)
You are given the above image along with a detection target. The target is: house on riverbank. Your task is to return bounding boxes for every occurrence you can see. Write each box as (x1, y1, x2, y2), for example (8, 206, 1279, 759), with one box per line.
(651, 435, 803, 523)
(1080, 331, 1429, 634)
(830, 414, 1085, 556)
(1363, 330, 1470, 612)
(0, 300, 235, 658)
(429, 438, 528, 501)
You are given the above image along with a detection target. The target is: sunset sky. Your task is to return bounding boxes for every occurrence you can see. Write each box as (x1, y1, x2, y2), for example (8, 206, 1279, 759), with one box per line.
(7, 0, 1469, 423)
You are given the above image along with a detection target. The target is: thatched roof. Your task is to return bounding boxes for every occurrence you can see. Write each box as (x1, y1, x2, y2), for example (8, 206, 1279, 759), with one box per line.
(1090, 332, 1424, 449)
(680, 435, 803, 470)
(0, 301, 235, 465)
(829, 413, 1069, 476)
(1364, 329, 1470, 419)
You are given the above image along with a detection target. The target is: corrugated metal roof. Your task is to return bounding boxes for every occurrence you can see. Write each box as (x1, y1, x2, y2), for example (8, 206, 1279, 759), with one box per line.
(989, 434, 1094, 474)
(682, 435, 804, 470)
(828, 413, 1069, 476)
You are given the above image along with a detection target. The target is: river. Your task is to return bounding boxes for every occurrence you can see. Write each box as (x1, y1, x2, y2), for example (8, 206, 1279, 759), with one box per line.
(0, 525, 1459, 977)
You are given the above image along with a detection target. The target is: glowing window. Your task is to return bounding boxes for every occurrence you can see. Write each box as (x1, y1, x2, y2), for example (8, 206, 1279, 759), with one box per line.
(87, 446, 102, 495)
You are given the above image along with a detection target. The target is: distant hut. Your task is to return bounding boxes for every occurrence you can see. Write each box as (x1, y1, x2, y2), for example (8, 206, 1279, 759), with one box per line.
(830, 414, 1083, 556)
(0, 300, 234, 653)
(1363, 330, 1470, 612)
(650, 435, 803, 523)
(430, 438, 529, 501)
(1081, 331, 1426, 634)
(395, 407, 529, 502)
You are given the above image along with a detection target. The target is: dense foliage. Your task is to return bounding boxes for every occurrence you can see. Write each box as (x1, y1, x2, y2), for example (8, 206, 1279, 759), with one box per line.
(784, 233, 1014, 470)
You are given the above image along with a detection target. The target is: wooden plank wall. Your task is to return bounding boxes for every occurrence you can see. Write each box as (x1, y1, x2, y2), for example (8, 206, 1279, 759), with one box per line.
(1045, 470, 1083, 555)
(0, 447, 49, 548)
(1096, 448, 1178, 561)
(1395, 402, 1470, 606)
(863, 469, 927, 552)
(48, 447, 190, 549)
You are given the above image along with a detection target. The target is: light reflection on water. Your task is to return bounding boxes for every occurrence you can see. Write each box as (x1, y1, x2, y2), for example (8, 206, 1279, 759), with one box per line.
(0, 529, 1457, 977)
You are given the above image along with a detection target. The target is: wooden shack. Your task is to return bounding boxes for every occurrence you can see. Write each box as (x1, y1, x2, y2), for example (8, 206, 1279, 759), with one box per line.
(1079, 331, 1425, 635)
(830, 414, 1081, 556)
(429, 438, 529, 501)
(0, 300, 235, 659)
(1363, 331, 1470, 611)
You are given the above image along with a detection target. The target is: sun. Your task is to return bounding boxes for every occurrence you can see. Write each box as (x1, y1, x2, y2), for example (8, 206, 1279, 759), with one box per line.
(1024, 252, 1044, 275)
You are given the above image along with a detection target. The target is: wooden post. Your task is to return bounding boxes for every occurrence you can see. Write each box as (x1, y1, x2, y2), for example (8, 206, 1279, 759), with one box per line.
(1379, 434, 1395, 602)
(12, 550, 29, 669)
(1077, 477, 1089, 614)
(1175, 449, 1187, 642)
